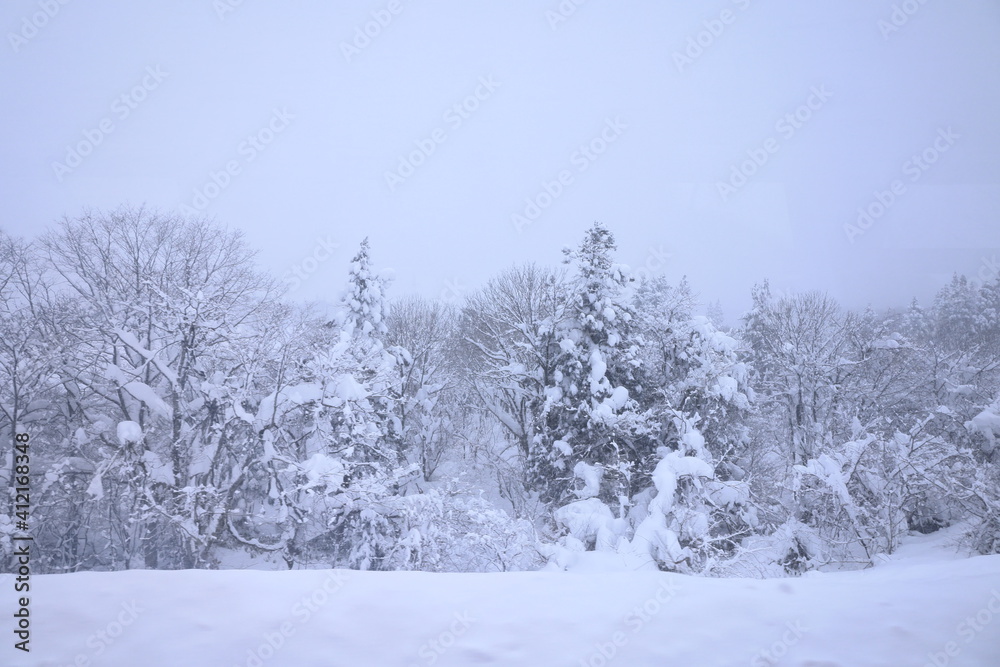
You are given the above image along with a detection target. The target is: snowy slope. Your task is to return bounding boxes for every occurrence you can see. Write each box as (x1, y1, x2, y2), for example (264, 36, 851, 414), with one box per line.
(7, 542, 1000, 666)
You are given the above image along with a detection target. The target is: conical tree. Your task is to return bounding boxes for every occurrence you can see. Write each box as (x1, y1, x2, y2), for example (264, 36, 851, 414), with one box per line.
(341, 238, 388, 339)
(530, 223, 650, 511)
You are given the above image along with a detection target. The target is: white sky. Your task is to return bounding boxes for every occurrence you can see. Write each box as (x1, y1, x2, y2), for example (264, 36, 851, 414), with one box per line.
(2, 1, 999, 322)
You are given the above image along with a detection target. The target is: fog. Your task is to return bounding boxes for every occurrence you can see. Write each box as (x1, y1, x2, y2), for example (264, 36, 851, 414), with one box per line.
(3, 1, 999, 319)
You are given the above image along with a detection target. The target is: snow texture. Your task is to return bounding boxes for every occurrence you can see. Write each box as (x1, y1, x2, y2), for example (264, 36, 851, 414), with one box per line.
(572, 461, 603, 499)
(17, 530, 997, 666)
(116, 420, 143, 445)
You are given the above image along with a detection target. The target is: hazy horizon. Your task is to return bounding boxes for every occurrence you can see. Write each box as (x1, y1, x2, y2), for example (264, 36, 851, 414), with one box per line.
(3, 1, 999, 320)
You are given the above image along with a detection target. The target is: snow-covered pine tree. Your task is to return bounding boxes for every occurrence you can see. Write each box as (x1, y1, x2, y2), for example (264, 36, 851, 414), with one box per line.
(284, 239, 418, 569)
(340, 238, 388, 339)
(530, 223, 651, 513)
(612, 278, 755, 574)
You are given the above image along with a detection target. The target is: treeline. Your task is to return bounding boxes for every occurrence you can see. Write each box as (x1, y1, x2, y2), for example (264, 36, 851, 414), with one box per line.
(1, 206, 998, 574)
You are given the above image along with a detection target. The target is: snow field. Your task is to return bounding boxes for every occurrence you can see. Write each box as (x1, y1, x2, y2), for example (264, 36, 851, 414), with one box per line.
(7, 550, 1000, 667)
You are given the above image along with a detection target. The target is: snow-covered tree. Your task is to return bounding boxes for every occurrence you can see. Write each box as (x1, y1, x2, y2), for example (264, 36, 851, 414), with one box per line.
(249, 240, 420, 569)
(622, 414, 751, 573)
(536, 231, 757, 572)
(531, 223, 651, 510)
(39, 206, 279, 568)
(13, 205, 1000, 576)
(0, 234, 73, 564)
(339, 238, 388, 339)
(384, 296, 462, 481)
(632, 275, 752, 464)
(741, 283, 857, 465)
(459, 263, 569, 515)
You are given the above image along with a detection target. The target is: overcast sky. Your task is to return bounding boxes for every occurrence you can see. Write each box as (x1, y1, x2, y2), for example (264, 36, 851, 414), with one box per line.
(2, 1, 999, 321)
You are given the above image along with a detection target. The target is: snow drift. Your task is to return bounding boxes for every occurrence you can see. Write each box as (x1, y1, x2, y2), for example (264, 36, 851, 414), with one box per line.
(8, 543, 1000, 666)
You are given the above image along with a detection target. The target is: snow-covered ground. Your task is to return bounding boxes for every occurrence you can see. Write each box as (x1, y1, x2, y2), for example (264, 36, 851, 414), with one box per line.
(9, 528, 1000, 667)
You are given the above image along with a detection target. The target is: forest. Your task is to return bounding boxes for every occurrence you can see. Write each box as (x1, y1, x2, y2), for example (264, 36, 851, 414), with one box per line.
(2, 206, 998, 577)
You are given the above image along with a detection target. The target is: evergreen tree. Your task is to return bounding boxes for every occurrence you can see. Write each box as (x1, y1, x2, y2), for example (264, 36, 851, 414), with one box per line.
(530, 223, 650, 512)
(340, 238, 388, 339)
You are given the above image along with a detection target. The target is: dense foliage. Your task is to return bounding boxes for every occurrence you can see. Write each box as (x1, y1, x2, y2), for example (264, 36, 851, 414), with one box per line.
(2, 207, 998, 574)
